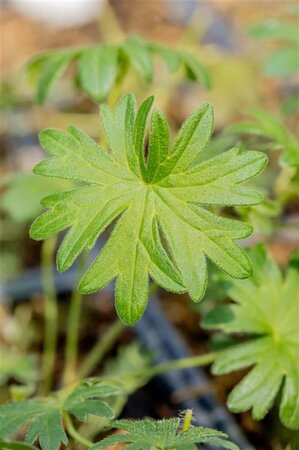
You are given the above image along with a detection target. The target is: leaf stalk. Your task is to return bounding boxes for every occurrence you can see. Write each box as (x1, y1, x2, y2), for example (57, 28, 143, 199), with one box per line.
(39, 236, 59, 394)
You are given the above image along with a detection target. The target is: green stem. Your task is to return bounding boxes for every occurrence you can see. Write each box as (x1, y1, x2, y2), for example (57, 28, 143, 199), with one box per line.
(39, 237, 58, 395)
(64, 413, 93, 449)
(63, 252, 87, 386)
(78, 319, 125, 379)
(138, 352, 217, 380)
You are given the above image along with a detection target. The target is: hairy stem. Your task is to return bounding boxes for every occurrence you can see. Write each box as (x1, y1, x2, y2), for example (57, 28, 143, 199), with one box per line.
(63, 252, 87, 386)
(79, 319, 125, 379)
(39, 237, 58, 395)
(64, 413, 93, 449)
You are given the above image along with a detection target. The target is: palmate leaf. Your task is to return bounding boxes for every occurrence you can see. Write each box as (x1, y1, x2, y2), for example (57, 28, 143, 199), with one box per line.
(30, 94, 267, 324)
(0, 379, 119, 450)
(90, 418, 239, 450)
(203, 245, 299, 430)
(26, 35, 210, 104)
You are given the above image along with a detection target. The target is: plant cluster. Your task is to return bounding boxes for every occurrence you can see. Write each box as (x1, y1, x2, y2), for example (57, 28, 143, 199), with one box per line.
(1, 7, 298, 450)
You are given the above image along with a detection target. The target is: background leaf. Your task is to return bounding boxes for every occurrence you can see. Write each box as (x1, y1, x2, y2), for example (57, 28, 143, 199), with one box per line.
(78, 46, 119, 102)
(203, 245, 299, 430)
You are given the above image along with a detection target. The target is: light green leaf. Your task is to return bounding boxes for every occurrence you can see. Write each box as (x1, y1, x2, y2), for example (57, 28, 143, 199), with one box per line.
(78, 46, 118, 102)
(203, 245, 299, 430)
(227, 108, 299, 171)
(90, 418, 238, 450)
(30, 95, 266, 324)
(153, 102, 214, 181)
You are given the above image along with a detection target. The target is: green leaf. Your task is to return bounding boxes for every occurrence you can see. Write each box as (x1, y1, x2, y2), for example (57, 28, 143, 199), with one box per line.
(78, 46, 119, 102)
(26, 409, 67, 450)
(30, 95, 267, 324)
(122, 35, 153, 82)
(235, 196, 281, 233)
(34, 50, 78, 104)
(248, 19, 299, 42)
(0, 346, 37, 385)
(248, 17, 299, 79)
(1, 174, 73, 223)
(149, 43, 181, 72)
(63, 379, 117, 421)
(0, 400, 47, 439)
(264, 47, 299, 78)
(90, 418, 239, 450)
(227, 108, 299, 170)
(203, 245, 299, 430)
(181, 52, 211, 89)
(26, 36, 210, 103)
(0, 378, 118, 450)
(153, 102, 214, 181)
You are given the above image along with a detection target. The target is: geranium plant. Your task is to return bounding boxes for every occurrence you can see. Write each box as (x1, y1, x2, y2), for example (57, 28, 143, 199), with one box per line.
(1, 14, 298, 450)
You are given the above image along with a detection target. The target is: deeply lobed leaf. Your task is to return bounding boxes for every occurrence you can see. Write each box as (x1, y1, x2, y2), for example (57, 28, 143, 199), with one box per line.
(30, 94, 267, 324)
(0, 379, 119, 450)
(203, 245, 299, 430)
(90, 418, 239, 450)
